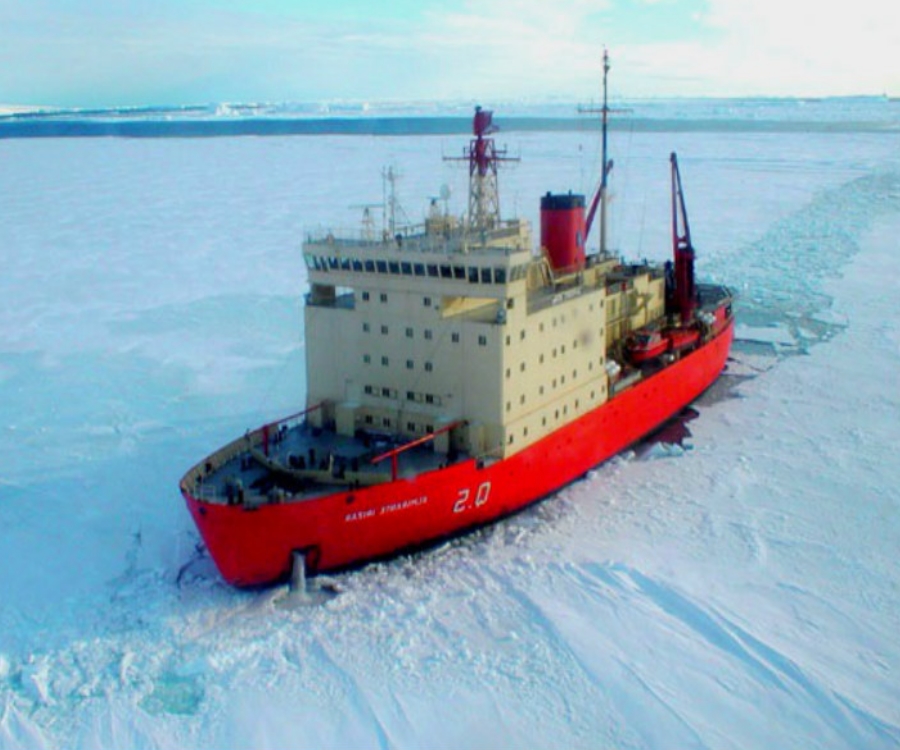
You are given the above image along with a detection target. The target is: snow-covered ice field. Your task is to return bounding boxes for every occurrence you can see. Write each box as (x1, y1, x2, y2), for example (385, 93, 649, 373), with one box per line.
(1, 115, 899, 748)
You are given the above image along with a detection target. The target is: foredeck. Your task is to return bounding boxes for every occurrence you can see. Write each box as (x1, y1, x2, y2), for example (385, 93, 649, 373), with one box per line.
(183, 415, 470, 507)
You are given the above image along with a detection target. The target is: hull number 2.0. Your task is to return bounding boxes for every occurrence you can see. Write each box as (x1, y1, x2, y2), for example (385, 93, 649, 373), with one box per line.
(453, 482, 491, 514)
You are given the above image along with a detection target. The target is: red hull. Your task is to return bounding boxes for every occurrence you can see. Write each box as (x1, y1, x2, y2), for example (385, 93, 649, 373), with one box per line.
(182, 320, 733, 587)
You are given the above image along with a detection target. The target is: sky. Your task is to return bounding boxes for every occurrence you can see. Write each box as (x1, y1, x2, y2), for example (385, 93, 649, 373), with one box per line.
(1, 0, 897, 108)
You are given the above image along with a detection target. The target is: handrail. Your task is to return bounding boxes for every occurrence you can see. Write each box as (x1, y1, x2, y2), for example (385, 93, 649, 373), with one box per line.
(371, 420, 467, 481)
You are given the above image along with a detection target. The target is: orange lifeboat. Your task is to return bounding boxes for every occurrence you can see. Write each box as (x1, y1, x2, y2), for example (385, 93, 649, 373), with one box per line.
(626, 330, 668, 363)
(626, 327, 700, 363)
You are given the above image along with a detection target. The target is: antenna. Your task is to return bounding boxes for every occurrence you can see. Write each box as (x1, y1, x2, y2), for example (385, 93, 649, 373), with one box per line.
(445, 107, 518, 231)
(579, 49, 628, 255)
(382, 166, 409, 235)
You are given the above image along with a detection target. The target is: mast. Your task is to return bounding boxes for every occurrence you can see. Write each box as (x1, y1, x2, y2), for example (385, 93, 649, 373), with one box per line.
(584, 49, 615, 254)
(446, 107, 517, 231)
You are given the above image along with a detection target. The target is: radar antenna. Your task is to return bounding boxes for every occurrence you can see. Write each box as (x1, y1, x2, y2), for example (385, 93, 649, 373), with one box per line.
(445, 107, 518, 231)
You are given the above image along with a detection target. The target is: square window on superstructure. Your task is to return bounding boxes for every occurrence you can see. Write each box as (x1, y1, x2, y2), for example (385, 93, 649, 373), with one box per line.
(451, 332, 460, 343)
(381, 356, 389, 366)
(364, 385, 373, 394)
(414, 263, 426, 276)
(481, 268, 492, 284)
(425, 394, 435, 404)
(352, 259, 363, 272)
(389, 261, 400, 274)
(454, 266, 465, 280)
(468, 267, 479, 283)
(406, 327, 413, 338)
(423, 297, 432, 307)
(424, 329, 433, 340)
(407, 421, 416, 432)
(520, 362, 525, 372)
(365, 415, 373, 425)
(381, 325, 389, 335)
(427, 265, 439, 277)
(363, 354, 371, 364)
(362, 291, 370, 301)
(495, 268, 506, 284)
(406, 360, 414, 369)
(406, 391, 415, 401)
(479, 335, 488, 346)
(382, 387, 391, 397)
(440, 265, 452, 279)
(425, 362, 433, 372)
(383, 417, 391, 427)
(401, 262, 412, 275)
(520, 330, 525, 341)
(364, 260, 375, 272)
(380, 293, 388, 302)
(376, 260, 388, 273)
(363, 322, 370, 332)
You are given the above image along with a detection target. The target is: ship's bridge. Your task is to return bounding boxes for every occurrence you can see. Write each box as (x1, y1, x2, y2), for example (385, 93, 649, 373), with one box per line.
(302, 219, 533, 301)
